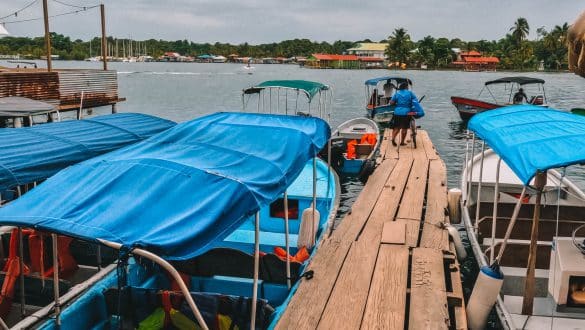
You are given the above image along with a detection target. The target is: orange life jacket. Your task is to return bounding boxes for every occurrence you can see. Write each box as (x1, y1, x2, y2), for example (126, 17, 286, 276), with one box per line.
(346, 140, 358, 159)
(360, 133, 377, 146)
(274, 246, 309, 263)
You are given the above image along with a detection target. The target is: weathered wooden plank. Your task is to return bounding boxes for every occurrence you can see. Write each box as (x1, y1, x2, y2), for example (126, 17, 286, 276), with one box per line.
(449, 243, 468, 330)
(381, 221, 406, 244)
(395, 145, 429, 221)
(420, 159, 450, 250)
(317, 156, 414, 329)
(377, 129, 391, 162)
(361, 245, 409, 329)
(409, 248, 450, 330)
(397, 218, 421, 248)
(276, 147, 399, 329)
(419, 130, 439, 160)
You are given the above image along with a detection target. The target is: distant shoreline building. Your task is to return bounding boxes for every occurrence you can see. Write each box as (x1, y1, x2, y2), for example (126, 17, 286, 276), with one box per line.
(346, 43, 387, 59)
(305, 53, 384, 69)
(452, 50, 499, 71)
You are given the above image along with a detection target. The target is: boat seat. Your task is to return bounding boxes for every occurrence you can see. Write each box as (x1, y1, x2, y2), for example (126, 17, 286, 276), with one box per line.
(172, 247, 302, 284)
(355, 144, 373, 159)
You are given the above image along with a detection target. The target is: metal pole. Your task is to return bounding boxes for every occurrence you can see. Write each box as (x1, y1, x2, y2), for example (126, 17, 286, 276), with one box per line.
(474, 141, 485, 234)
(490, 158, 501, 263)
(312, 157, 317, 247)
(42, 0, 52, 72)
(522, 171, 547, 315)
(52, 234, 61, 325)
(18, 228, 25, 317)
(467, 134, 476, 206)
(98, 240, 209, 330)
(100, 4, 108, 71)
(463, 130, 470, 205)
(284, 192, 291, 289)
(251, 212, 260, 329)
(496, 186, 527, 263)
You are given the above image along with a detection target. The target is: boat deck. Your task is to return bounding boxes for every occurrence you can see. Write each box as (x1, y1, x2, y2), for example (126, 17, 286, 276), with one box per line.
(275, 129, 467, 329)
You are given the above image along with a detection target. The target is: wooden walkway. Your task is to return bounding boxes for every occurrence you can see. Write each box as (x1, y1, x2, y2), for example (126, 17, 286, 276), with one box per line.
(276, 129, 467, 329)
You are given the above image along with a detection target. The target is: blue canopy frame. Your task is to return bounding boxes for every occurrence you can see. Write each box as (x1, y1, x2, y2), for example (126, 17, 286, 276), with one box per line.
(0, 112, 330, 261)
(0, 113, 176, 192)
(364, 76, 412, 86)
(468, 105, 585, 185)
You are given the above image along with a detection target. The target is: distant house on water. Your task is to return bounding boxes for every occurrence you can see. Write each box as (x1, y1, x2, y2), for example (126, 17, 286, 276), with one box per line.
(452, 50, 499, 71)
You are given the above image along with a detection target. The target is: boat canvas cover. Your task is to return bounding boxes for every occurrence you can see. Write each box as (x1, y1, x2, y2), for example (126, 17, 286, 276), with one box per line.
(0, 97, 57, 117)
(484, 76, 545, 86)
(0, 112, 330, 260)
(0, 113, 175, 191)
(468, 105, 585, 185)
(246, 80, 329, 99)
(364, 76, 412, 86)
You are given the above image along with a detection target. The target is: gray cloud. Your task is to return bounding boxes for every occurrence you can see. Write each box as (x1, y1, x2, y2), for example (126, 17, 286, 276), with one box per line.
(0, 0, 583, 43)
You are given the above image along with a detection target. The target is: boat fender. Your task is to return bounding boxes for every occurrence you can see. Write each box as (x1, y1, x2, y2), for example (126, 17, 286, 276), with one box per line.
(445, 224, 467, 261)
(447, 188, 462, 224)
(297, 204, 320, 250)
(466, 264, 504, 330)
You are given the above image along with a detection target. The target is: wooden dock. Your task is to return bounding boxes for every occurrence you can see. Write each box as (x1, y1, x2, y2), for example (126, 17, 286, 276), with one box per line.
(276, 129, 467, 329)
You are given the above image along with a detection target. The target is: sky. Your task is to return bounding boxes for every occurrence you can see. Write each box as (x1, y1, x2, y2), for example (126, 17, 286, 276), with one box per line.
(0, 0, 583, 44)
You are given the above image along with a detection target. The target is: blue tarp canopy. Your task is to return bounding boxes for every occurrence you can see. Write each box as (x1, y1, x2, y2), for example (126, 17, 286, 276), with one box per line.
(364, 76, 412, 86)
(0, 113, 175, 191)
(0, 112, 330, 260)
(468, 105, 585, 185)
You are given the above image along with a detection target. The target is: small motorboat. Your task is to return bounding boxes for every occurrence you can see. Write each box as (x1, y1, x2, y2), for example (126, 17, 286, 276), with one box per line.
(364, 76, 413, 124)
(329, 117, 380, 175)
(459, 105, 585, 329)
(0, 112, 339, 329)
(451, 76, 547, 120)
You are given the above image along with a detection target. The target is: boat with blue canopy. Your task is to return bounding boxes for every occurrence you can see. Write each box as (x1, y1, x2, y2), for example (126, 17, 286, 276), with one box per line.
(364, 76, 413, 123)
(0, 112, 175, 204)
(459, 105, 585, 329)
(0, 112, 339, 329)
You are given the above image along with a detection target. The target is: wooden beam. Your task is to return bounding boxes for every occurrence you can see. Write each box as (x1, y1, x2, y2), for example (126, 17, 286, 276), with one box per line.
(42, 0, 52, 72)
(317, 156, 413, 329)
(276, 153, 399, 329)
(362, 245, 409, 329)
(420, 159, 450, 250)
(409, 248, 449, 329)
(100, 4, 108, 71)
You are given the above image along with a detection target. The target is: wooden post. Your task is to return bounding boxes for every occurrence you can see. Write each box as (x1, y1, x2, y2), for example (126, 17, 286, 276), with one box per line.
(42, 0, 52, 72)
(522, 171, 547, 315)
(100, 4, 108, 70)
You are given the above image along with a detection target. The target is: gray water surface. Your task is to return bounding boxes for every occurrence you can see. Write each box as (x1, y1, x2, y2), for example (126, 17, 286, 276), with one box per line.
(4, 60, 585, 187)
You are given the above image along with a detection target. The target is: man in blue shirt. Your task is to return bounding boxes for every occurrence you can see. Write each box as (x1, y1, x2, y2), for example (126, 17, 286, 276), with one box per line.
(389, 82, 423, 146)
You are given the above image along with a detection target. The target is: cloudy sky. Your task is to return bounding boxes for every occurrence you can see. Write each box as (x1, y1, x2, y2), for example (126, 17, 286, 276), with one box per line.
(0, 0, 583, 43)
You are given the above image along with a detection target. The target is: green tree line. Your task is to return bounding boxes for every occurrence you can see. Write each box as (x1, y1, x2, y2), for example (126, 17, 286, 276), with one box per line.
(386, 17, 570, 70)
(0, 17, 570, 70)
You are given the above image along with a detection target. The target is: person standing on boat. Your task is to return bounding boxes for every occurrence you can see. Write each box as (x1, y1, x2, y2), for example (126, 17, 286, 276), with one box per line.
(513, 88, 528, 104)
(382, 81, 395, 104)
(389, 82, 422, 146)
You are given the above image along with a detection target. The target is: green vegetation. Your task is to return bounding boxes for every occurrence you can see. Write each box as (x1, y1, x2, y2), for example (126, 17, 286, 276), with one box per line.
(0, 17, 570, 70)
(386, 17, 570, 70)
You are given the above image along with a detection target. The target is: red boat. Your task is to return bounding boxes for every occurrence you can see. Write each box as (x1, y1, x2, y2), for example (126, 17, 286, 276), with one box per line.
(450, 96, 499, 120)
(451, 76, 547, 120)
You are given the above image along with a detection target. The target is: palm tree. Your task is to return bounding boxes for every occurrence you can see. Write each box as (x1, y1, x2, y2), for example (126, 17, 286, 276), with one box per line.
(386, 28, 412, 65)
(510, 17, 530, 46)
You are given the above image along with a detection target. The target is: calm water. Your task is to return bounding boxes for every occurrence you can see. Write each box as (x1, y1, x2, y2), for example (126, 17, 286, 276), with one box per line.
(3, 60, 585, 328)
(13, 60, 584, 188)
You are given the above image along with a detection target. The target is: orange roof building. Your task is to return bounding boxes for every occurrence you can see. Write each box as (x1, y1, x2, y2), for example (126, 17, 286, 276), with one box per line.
(453, 51, 499, 71)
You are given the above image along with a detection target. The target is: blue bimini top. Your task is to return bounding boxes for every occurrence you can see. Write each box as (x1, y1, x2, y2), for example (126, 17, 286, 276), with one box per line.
(0, 112, 330, 260)
(0, 113, 176, 191)
(468, 105, 585, 185)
